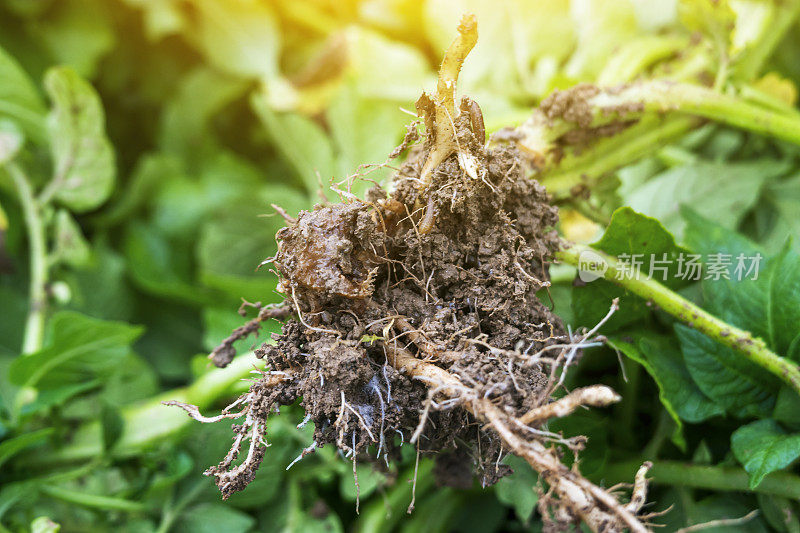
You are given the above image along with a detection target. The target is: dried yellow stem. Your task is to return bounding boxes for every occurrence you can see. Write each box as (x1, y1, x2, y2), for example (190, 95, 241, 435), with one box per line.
(418, 14, 479, 188)
(436, 14, 478, 121)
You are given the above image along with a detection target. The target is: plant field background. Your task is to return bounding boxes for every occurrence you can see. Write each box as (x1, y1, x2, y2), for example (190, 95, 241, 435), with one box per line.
(1, 0, 800, 531)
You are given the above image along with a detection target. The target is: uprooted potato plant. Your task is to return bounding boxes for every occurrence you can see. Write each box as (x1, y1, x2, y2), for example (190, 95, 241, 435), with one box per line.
(167, 15, 654, 532)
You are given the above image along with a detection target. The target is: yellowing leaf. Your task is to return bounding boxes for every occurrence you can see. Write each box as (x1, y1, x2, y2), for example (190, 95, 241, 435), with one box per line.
(729, 0, 774, 57)
(679, 0, 736, 47)
(565, 0, 641, 80)
(753, 72, 798, 106)
(191, 0, 281, 79)
(559, 208, 601, 243)
(0, 119, 24, 164)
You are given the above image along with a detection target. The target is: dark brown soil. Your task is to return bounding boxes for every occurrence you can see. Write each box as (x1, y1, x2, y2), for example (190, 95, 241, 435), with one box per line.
(208, 99, 565, 498)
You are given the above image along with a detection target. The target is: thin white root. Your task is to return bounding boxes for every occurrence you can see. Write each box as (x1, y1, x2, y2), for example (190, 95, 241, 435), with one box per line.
(555, 298, 619, 390)
(407, 441, 421, 514)
(410, 391, 434, 444)
(162, 401, 247, 423)
(286, 441, 318, 471)
(344, 401, 377, 443)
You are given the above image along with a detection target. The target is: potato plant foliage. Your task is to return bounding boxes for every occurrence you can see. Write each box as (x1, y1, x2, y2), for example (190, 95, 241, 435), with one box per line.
(2, 1, 800, 532)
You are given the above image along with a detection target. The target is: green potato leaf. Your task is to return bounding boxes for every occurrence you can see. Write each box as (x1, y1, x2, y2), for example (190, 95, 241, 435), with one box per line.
(773, 386, 800, 429)
(44, 67, 115, 212)
(123, 222, 216, 306)
(684, 210, 800, 357)
(676, 323, 780, 417)
(495, 455, 539, 522)
(732, 419, 800, 488)
(8, 311, 143, 390)
(196, 184, 307, 303)
(674, 210, 800, 416)
(191, 0, 280, 79)
(757, 493, 800, 533)
(627, 159, 791, 239)
(687, 494, 768, 532)
(159, 67, 250, 161)
(610, 334, 724, 449)
(252, 94, 335, 196)
(0, 44, 46, 143)
(572, 207, 691, 331)
(51, 210, 91, 268)
(0, 428, 54, 469)
(174, 503, 255, 533)
(760, 172, 800, 254)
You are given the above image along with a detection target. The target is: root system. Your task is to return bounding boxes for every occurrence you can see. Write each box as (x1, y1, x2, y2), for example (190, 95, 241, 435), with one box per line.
(167, 15, 654, 532)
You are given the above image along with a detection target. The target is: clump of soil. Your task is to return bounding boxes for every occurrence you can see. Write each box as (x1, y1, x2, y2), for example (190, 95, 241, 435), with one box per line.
(245, 96, 563, 493)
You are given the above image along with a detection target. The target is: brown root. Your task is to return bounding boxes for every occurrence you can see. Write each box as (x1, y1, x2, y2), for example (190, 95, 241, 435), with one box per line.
(209, 303, 292, 367)
(383, 321, 651, 532)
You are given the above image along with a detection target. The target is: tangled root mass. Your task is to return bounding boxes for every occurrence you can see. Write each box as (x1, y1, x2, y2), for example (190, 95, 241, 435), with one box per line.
(252, 103, 563, 491)
(170, 16, 656, 532)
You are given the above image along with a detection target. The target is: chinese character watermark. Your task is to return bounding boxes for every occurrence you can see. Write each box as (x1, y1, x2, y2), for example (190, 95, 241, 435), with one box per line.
(575, 252, 763, 283)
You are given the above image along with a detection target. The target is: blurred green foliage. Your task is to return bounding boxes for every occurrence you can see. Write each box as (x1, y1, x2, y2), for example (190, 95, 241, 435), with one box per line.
(1, 0, 800, 531)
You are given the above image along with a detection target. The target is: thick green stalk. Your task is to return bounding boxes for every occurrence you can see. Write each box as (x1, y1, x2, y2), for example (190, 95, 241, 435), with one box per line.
(356, 461, 435, 533)
(40, 485, 147, 512)
(542, 115, 696, 197)
(733, 0, 800, 80)
(609, 82, 800, 146)
(535, 80, 800, 156)
(557, 243, 800, 396)
(37, 354, 255, 465)
(603, 460, 800, 501)
(7, 162, 48, 354)
(530, 79, 800, 198)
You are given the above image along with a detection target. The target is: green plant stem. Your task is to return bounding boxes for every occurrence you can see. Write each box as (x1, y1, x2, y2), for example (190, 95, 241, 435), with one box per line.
(39, 484, 147, 512)
(641, 409, 674, 460)
(615, 359, 640, 449)
(570, 81, 800, 148)
(538, 78, 800, 197)
(35, 354, 255, 465)
(542, 116, 696, 197)
(155, 480, 206, 533)
(356, 460, 435, 533)
(6, 162, 48, 354)
(626, 81, 800, 145)
(734, 0, 800, 80)
(557, 243, 800, 396)
(603, 460, 800, 500)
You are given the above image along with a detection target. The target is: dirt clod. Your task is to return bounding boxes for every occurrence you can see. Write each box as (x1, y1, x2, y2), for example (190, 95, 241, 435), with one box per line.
(238, 100, 564, 490)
